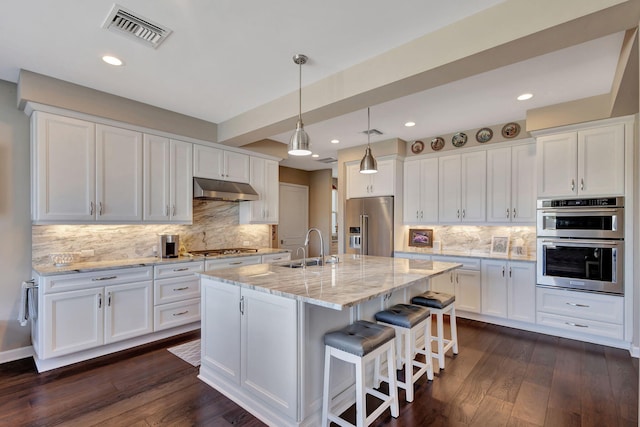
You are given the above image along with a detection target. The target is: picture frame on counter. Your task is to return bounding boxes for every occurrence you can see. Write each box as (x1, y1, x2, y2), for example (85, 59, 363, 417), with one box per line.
(408, 228, 433, 248)
(490, 236, 510, 256)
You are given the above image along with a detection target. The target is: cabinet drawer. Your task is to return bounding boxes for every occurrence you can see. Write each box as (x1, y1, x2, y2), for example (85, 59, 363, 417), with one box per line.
(44, 266, 153, 294)
(155, 275, 201, 305)
(432, 256, 480, 270)
(205, 255, 262, 270)
(536, 287, 623, 324)
(261, 253, 291, 263)
(154, 261, 204, 279)
(154, 298, 201, 331)
(536, 312, 623, 340)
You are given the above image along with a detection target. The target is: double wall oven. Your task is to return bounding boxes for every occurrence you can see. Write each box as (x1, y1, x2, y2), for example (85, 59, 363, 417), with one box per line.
(536, 197, 624, 295)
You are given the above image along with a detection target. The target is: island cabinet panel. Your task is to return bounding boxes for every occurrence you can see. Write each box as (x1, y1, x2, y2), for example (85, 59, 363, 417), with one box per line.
(201, 279, 299, 421)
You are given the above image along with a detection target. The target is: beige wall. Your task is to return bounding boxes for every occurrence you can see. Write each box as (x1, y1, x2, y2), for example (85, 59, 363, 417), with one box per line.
(0, 80, 32, 356)
(279, 166, 311, 186)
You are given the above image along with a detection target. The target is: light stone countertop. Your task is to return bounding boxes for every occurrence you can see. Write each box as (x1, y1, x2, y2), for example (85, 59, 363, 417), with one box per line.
(396, 250, 536, 262)
(198, 255, 462, 310)
(33, 248, 289, 276)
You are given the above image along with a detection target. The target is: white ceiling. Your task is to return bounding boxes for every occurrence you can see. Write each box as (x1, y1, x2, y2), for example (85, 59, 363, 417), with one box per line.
(0, 1, 625, 173)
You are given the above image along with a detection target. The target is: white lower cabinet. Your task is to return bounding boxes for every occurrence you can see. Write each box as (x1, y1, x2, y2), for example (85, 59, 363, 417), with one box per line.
(261, 252, 292, 263)
(38, 267, 153, 359)
(481, 260, 535, 322)
(201, 279, 298, 420)
(205, 255, 262, 270)
(431, 256, 481, 313)
(153, 261, 203, 331)
(536, 287, 623, 340)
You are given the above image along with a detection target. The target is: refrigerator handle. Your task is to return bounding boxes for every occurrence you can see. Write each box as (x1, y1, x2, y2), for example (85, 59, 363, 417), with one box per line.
(360, 214, 369, 256)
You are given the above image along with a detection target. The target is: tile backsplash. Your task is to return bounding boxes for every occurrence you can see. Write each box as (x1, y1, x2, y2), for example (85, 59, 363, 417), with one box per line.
(32, 201, 270, 265)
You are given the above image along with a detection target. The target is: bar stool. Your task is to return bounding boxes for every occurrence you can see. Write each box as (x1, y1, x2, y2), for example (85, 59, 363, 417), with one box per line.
(411, 291, 458, 370)
(374, 304, 434, 402)
(322, 320, 399, 427)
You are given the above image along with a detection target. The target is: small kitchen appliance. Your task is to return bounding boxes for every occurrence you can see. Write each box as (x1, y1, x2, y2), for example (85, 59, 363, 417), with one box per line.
(159, 234, 180, 258)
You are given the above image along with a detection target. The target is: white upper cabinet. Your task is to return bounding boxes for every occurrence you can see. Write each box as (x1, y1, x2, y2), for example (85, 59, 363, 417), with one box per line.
(31, 112, 143, 223)
(438, 151, 486, 223)
(346, 158, 396, 199)
(143, 135, 193, 223)
(193, 144, 250, 183)
(403, 158, 438, 224)
(487, 143, 536, 223)
(537, 123, 625, 197)
(240, 157, 279, 224)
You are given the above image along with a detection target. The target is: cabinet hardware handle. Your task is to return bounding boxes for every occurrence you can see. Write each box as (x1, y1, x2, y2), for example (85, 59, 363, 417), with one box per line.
(462, 209, 465, 218)
(416, 210, 419, 220)
(98, 202, 103, 216)
(580, 178, 584, 191)
(229, 261, 242, 265)
(513, 208, 516, 218)
(502, 267, 505, 277)
(272, 257, 282, 261)
(107, 292, 112, 307)
(173, 286, 189, 291)
(173, 267, 189, 272)
(420, 210, 423, 219)
(457, 209, 460, 219)
(92, 276, 117, 281)
(456, 274, 459, 284)
(566, 302, 589, 308)
(90, 202, 94, 215)
(450, 273, 453, 283)
(172, 310, 189, 316)
(240, 296, 245, 315)
(165, 205, 169, 216)
(506, 208, 510, 218)
(565, 322, 588, 328)
(98, 293, 102, 308)
(571, 179, 575, 191)
(509, 268, 512, 278)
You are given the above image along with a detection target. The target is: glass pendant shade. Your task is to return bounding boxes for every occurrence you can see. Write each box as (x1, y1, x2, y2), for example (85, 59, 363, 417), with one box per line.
(289, 119, 311, 156)
(359, 107, 378, 174)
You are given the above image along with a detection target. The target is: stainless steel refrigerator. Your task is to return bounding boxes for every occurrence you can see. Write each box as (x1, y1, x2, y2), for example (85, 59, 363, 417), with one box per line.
(345, 196, 394, 257)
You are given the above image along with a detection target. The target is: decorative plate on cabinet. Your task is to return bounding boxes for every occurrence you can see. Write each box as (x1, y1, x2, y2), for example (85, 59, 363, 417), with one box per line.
(411, 140, 424, 154)
(451, 132, 467, 147)
(501, 122, 521, 138)
(430, 137, 445, 151)
(475, 127, 493, 143)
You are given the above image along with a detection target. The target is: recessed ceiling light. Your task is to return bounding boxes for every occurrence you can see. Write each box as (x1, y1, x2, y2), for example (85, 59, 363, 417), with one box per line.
(102, 55, 123, 66)
(404, 121, 416, 127)
(331, 139, 340, 144)
(517, 93, 533, 101)
(311, 153, 319, 158)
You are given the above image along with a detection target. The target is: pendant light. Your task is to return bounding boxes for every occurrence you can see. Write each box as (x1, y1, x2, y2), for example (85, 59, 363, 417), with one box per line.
(288, 54, 312, 156)
(359, 107, 378, 174)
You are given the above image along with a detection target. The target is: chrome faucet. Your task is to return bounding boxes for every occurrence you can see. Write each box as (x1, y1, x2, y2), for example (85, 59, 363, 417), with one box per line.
(296, 247, 306, 269)
(304, 227, 325, 265)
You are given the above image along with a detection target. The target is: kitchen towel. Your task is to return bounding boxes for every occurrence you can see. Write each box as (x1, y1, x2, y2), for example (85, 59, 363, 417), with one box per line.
(18, 280, 37, 326)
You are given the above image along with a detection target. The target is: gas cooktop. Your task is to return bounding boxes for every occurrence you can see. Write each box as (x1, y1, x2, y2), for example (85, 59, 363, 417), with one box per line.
(188, 248, 258, 256)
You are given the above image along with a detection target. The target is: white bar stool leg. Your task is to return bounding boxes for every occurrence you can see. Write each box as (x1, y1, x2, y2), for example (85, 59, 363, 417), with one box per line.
(435, 310, 445, 370)
(450, 305, 459, 354)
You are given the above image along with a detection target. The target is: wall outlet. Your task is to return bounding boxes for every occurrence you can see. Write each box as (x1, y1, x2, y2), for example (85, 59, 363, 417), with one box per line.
(80, 249, 94, 257)
(152, 245, 158, 254)
(243, 241, 250, 246)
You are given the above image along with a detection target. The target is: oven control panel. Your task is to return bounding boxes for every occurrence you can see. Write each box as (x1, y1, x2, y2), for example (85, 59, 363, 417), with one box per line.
(538, 197, 623, 208)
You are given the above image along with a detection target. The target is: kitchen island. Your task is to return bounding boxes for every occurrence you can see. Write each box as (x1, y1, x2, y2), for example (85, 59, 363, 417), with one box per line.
(198, 255, 461, 427)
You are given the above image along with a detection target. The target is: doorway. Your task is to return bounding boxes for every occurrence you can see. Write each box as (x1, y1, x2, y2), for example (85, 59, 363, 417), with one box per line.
(278, 183, 309, 259)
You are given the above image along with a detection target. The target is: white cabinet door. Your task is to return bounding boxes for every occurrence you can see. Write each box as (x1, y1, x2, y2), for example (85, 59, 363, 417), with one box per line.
(43, 288, 103, 358)
(461, 151, 486, 222)
(261, 252, 292, 263)
(224, 151, 251, 183)
(403, 158, 438, 224)
(240, 157, 279, 224)
(370, 159, 395, 197)
(104, 281, 153, 344)
(202, 279, 242, 384)
(486, 147, 511, 223)
(346, 162, 370, 199)
(537, 132, 578, 197)
(510, 143, 536, 223)
(169, 139, 193, 222)
(481, 260, 508, 318)
(430, 271, 454, 295)
(507, 261, 536, 323)
(193, 145, 224, 179)
(438, 155, 461, 222)
(96, 124, 143, 221)
(455, 269, 481, 313)
(143, 134, 171, 221)
(33, 112, 96, 222)
(578, 124, 625, 196)
(241, 288, 298, 419)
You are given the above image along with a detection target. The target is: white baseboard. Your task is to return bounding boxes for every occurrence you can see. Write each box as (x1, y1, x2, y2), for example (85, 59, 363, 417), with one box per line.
(0, 345, 34, 364)
(629, 345, 640, 358)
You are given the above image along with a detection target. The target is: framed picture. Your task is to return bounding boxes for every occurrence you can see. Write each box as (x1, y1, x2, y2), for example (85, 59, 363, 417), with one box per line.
(408, 229, 433, 247)
(490, 236, 510, 256)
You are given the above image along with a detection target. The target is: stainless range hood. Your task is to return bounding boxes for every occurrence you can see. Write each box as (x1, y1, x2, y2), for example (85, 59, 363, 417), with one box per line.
(193, 177, 259, 202)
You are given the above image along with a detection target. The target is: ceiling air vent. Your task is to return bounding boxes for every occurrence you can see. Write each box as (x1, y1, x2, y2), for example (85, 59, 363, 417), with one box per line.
(362, 129, 383, 136)
(102, 4, 172, 49)
(316, 157, 338, 164)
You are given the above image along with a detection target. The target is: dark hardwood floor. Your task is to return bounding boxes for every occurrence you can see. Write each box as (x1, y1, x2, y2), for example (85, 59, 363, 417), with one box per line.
(0, 319, 637, 426)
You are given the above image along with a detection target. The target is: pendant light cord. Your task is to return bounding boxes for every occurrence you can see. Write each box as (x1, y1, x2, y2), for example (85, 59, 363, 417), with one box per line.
(298, 61, 302, 122)
(367, 107, 371, 147)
